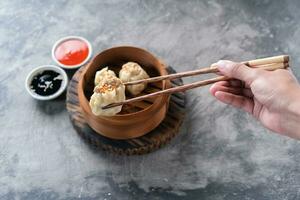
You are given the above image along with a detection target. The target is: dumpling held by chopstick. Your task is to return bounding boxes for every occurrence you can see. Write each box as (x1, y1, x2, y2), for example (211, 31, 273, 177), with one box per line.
(94, 67, 116, 86)
(89, 76, 125, 116)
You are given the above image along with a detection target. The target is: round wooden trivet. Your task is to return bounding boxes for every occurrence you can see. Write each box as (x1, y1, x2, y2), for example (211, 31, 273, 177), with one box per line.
(66, 66, 186, 155)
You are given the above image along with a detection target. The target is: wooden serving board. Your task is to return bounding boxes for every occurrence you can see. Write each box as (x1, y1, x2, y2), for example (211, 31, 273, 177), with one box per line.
(66, 66, 186, 155)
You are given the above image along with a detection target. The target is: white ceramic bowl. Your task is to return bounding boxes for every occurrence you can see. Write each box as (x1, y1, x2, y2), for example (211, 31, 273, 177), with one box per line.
(52, 36, 92, 69)
(25, 65, 68, 100)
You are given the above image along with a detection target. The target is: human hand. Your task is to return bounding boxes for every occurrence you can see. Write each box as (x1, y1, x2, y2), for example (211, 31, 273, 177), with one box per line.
(210, 60, 300, 139)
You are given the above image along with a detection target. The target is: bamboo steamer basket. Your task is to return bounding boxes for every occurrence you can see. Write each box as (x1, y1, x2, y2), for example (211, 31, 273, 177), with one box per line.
(78, 46, 171, 139)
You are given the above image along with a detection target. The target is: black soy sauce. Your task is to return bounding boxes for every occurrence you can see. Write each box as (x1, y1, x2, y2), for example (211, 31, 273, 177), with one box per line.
(30, 70, 63, 96)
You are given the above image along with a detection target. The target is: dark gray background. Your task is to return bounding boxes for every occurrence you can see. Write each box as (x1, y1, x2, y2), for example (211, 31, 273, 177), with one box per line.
(1, 0, 300, 199)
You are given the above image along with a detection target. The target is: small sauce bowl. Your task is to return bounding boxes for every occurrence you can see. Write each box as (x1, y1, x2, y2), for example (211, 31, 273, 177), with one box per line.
(52, 36, 92, 70)
(25, 65, 68, 100)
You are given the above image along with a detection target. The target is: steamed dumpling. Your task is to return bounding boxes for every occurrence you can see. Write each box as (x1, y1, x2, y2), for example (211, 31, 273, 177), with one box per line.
(89, 76, 125, 116)
(119, 62, 149, 95)
(94, 67, 116, 86)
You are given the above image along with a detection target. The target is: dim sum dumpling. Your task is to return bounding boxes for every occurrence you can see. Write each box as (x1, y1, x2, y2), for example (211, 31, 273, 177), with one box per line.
(119, 62, 149, 95)
(94, 67, 116, 86)
(89, 76, 125, 116)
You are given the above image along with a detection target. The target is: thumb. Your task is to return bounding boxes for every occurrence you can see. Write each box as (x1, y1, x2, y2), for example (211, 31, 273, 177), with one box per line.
(214, 60, 261, 85)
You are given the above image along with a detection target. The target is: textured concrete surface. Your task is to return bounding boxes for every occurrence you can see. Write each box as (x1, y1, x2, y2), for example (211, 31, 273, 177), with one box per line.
(1, 0, 300, 199)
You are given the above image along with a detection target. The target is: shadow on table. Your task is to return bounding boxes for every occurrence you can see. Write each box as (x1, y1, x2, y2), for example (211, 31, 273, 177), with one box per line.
(36, 92, 66, 115)
(65, 68, 78, 80)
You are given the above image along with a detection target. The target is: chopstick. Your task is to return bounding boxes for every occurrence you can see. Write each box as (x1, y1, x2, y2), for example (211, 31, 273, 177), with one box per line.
(125, 55, 289, 86)
(102, 61, 289, 109)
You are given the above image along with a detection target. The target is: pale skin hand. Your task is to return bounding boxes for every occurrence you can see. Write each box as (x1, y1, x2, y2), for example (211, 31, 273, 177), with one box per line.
(209, 60, 300, 139)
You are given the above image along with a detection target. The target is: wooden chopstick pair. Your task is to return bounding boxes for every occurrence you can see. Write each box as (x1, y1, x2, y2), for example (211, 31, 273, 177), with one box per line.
(102, 55, 289, 109)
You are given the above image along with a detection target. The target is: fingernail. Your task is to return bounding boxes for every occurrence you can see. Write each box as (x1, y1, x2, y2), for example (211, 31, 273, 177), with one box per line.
(217, 60, 227, 70)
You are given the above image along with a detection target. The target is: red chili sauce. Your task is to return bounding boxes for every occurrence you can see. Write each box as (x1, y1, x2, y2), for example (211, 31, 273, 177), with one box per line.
(54, 39, 89, 66)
